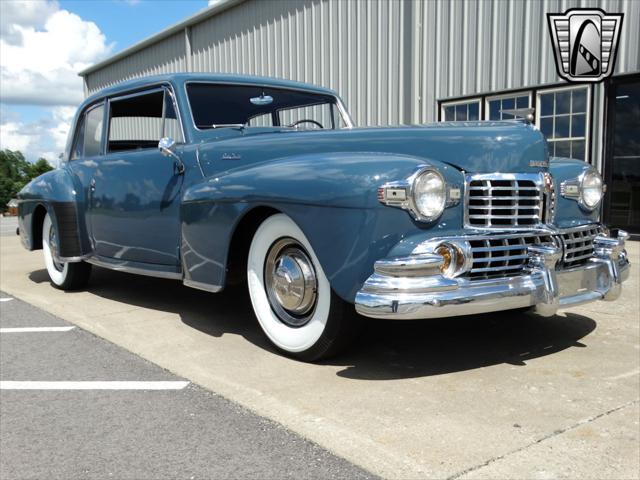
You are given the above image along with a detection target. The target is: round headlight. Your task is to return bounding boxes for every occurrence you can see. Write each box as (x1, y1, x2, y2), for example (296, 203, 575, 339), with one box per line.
(413, 169, 446, 221)
(581, 170, 603, 210)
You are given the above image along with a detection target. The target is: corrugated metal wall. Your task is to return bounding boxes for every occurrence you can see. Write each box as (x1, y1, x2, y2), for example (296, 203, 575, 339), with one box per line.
(83, 0, 639, 168)
(189, 0, 409, 126)
(84, 31, 187, 93)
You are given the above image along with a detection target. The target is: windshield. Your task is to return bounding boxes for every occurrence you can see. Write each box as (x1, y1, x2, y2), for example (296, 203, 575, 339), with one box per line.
(186, 83, 347, 130)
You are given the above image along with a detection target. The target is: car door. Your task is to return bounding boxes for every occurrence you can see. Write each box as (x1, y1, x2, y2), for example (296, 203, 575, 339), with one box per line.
(65, 101, 106, 251)
(88, 86, 185, 267)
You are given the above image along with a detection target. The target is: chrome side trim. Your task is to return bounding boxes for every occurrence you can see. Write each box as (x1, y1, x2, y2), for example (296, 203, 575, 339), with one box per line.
(183, 279, 222, 293)
(85, 256, 182, 280)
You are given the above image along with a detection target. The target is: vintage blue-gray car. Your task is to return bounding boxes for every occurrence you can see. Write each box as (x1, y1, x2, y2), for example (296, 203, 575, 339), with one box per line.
(17, 74, 630, 361)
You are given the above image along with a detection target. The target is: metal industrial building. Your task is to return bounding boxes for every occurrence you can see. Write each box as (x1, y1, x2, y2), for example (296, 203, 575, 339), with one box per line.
(79, 0, 640, 234)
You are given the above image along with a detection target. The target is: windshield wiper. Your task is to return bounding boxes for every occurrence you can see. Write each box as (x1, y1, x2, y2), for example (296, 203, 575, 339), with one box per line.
(210, 124, 246, 130)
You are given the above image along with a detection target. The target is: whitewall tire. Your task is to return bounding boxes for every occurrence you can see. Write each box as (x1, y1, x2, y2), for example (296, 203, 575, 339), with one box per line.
(42, 212, 91, 290)
(247, 213, 360, 361)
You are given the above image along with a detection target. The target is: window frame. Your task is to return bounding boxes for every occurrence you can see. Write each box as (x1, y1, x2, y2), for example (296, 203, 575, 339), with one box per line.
(484, 92, 533, 121)
(104, 83, 186, 155)
(68, 101, 105, 161)
(440, 98, 482, 122)
(535, 84, 591, 162)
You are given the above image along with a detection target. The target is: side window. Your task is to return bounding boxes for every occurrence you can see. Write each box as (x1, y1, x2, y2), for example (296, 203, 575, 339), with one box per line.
(107, 89, 183, 153)
(108, 90, 163, 152)
(84, 105, 104, 157)
(70, 115, 85, 160)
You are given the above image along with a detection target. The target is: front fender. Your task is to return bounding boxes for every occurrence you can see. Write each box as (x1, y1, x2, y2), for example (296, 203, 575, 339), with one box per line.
(181, 153, 464, 302)
(17, 168, 89, 258)
(183, 152, 437, 208)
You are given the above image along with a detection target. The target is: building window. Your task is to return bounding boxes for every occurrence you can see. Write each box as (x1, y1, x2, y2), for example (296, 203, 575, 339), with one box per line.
(536, 86, 589, 161)
(486, 93, 531, 120)
(441, 99, 481, 121)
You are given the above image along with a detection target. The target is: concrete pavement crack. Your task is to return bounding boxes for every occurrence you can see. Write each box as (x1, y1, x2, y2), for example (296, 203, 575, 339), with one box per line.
(447, 399, 640, 480)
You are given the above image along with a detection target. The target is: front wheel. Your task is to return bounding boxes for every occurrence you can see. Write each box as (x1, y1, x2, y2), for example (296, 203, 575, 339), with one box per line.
(247, 214, 360, 361)
(42, 213, 91, 290)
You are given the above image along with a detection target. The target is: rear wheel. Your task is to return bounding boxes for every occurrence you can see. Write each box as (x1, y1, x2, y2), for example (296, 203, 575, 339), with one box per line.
(42, 213, 91, 290)
(247, 214, 360, 361)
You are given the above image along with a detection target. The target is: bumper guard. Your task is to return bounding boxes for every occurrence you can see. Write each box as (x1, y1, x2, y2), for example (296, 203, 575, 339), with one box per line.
(355, 230, 630, 320)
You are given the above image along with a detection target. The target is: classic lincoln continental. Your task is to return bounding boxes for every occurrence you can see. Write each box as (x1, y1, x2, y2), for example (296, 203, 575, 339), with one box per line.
(17, 74, 630, 360)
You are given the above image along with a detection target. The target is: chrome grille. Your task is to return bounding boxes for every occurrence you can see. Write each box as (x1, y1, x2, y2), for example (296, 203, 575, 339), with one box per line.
(561, 225, 603, 267)
(466, 174, 543, 228)
(468, 233, 554, 280)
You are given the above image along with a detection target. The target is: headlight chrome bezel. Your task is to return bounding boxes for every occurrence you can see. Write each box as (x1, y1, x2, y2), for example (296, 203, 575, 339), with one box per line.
(410, 168, 447, 222)
(560, 169, 605, 211)
(378, 165, 460, 223)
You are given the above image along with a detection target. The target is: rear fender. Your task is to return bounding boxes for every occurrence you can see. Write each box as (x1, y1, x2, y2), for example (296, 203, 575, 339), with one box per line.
(17, 168, 89, 259)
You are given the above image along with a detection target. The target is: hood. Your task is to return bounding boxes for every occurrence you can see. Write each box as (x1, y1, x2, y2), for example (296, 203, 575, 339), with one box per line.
(195, 121, 549, 178)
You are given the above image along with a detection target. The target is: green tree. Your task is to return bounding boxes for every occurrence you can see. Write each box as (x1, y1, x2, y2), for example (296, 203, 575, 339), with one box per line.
(0, 150, 54, 212)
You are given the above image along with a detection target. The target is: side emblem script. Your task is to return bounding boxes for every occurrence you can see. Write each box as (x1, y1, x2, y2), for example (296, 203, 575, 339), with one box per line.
(222, 153, 241, 160)
(530, 160, 549, 168)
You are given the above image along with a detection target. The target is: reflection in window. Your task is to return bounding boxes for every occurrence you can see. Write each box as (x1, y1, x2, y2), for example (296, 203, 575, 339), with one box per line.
(487, 94, 530, 120)
(442, 101, 480, 121)
(538, 87, 588, 160)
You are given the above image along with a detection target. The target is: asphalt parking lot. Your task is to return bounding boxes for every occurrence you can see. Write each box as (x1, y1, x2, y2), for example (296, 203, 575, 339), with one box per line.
(0, 292, 373, 479)
(1, 215, 639, 479)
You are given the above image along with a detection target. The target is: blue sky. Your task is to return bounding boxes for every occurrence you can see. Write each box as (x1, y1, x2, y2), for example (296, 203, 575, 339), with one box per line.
(0, 0, 212, 163)
(59, 1, 207, 57)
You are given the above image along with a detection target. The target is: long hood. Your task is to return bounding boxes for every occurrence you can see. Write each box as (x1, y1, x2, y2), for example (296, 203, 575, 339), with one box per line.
(196, 121, 549, 177)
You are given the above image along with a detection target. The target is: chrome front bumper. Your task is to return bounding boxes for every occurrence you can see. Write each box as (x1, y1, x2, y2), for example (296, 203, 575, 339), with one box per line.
(355, 231, 630, 320)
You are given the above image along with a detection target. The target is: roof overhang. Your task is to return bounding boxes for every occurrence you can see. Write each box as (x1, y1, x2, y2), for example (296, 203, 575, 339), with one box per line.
(78, 0, 245, 77)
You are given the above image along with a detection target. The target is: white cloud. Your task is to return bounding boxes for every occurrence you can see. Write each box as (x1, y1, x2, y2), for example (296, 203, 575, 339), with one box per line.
(0, 107, 72, 166)
(0, 121, 32, 153)
(0, 0, 58, 45)
(1, 1, 114, 106)
(0, 1, 113, 164)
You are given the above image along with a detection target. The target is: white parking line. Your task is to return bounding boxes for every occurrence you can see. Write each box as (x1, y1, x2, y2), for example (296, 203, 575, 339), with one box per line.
(0, 298, 14, 302)
(0, 381, 190, 390)
(0, 326, 76, 333)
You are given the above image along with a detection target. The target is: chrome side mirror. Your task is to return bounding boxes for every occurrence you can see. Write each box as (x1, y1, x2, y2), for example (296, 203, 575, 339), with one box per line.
(158, 137, 184, 175)
(159, 137, 176, 157)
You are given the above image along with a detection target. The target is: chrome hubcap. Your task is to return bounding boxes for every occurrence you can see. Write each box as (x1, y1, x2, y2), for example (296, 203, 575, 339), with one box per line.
(264, 238, 318, 327)
(48, 225, 64, 272)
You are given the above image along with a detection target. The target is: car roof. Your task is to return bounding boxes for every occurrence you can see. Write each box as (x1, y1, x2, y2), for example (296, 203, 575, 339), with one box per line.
(81, 73, 338, 107)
